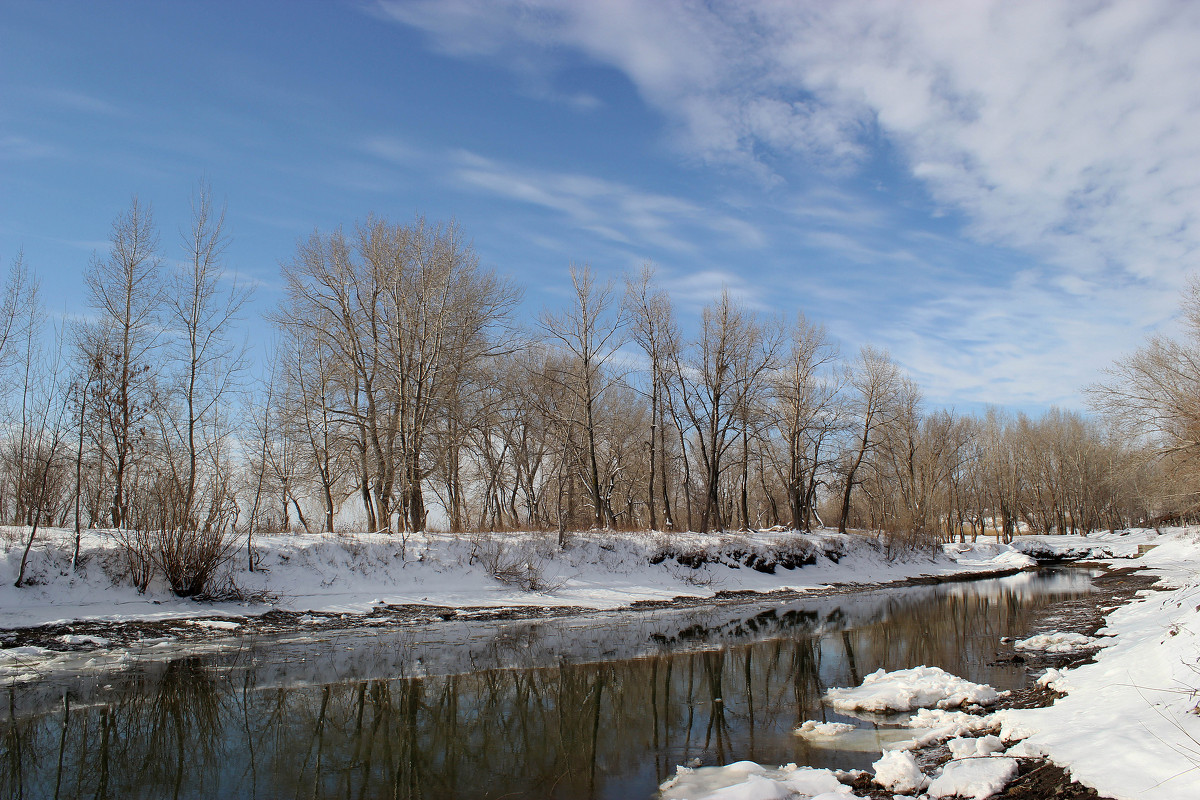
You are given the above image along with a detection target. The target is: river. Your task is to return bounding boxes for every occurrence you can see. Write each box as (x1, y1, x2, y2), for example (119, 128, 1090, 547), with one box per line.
(0, 567, 1098, 799)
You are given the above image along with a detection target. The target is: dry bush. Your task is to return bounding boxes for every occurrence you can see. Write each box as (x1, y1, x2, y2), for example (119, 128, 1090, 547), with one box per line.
(467, 532, 560, 592)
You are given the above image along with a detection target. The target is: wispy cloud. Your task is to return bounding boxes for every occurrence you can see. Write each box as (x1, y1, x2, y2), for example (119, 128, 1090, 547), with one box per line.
(0, 135, 60, 161)
(449, 150, 765, 253)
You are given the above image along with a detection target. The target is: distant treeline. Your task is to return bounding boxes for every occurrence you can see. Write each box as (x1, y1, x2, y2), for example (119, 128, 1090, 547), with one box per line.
(2, 190, 1197, 559)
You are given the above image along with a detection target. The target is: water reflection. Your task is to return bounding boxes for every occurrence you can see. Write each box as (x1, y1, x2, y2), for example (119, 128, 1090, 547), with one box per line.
(2, 568, 1094, 799)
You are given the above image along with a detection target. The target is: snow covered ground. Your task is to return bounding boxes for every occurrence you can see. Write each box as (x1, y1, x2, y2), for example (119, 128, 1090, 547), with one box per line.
(995, 527, 1200, 800)
(0, 525, 1036, 631)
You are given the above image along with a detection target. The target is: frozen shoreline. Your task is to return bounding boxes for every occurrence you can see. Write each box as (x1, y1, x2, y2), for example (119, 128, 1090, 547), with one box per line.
(654, 527, 1200, 800)
(0, 525, 1057, 633)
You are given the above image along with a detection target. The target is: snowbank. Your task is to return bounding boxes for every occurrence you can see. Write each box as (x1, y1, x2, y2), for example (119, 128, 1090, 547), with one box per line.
(1010, 527, 1162, 561)
(996, 528, 1200, 800)
(0, 526, 1033, 631)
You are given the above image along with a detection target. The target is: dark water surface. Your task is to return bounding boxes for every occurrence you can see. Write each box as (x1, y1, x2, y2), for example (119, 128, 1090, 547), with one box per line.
(1, 568, 1097, 799)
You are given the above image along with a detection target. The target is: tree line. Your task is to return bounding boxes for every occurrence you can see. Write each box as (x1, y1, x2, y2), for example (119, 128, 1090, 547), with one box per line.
(1, 195, 1195, 579)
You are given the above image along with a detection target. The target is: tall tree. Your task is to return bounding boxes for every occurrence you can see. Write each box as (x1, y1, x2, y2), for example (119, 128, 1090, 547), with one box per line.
(541, 264, 626, 529)
(672, 291, 779, 532)
(163, 182, 252, 530)
(770, 313, 841, 531)
(85, 198, 164, 528)
(838, 346, 902, 533)
(624, 265, 679, 530)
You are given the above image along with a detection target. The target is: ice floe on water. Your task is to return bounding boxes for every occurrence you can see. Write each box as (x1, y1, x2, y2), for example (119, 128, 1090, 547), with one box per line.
(824, 665, 1004, 713)
(793, 720, 855, 739)
(658, 761, 864, 800)
(1013, 631, 1099, 652)
(663, 667, 1023, 799)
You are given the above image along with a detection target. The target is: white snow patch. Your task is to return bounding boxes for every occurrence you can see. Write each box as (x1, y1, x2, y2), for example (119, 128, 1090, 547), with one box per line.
(825, 666, 1003, 713)
(927, 757, 1018, 799)
(185, 619, 242, 630)
(55, 634, 112, 647)
(871, 750, 928, 794)
(947, 735, 1005, 759)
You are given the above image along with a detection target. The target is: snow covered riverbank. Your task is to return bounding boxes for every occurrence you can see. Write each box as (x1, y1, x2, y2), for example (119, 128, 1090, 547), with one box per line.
(652, 526, 1200, 800)
(1, 526, 1041, 632)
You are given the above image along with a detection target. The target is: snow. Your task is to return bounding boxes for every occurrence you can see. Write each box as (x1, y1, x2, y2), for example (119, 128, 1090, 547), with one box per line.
(0, 526, 1036, 632)
(55, 634, 112, 647)
(185, 618, 242, 630)
(824, 666, 1004, 713)
(870, 750, 928, 794)
(1013, 631, 1099, 652)
(947, 734, 1004, 758)
(1010, 527, 1162, 561)
(942, 541, 1035, 570)
(926, 757, 1018, 800)
(658, 762, 864, 800)
(995, 528, 1200, 800)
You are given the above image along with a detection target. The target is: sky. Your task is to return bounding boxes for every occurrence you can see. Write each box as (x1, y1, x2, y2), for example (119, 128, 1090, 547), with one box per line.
(3, 0, 1198, 413)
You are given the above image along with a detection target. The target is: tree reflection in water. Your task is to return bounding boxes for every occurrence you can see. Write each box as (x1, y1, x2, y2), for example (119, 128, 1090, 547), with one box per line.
(1, 569, 1095, 799)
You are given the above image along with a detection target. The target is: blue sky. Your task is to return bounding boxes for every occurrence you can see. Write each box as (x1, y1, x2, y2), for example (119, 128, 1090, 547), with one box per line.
(4, 0, 1198, 412)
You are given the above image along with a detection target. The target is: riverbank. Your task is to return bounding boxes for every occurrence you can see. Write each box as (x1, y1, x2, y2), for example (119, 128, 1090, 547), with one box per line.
(0, 525, 1057, 636)
(0, 530, 1177, 799)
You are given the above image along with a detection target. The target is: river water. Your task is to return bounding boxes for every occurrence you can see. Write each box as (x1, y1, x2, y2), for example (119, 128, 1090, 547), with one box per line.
(0, 568, 1097, 799)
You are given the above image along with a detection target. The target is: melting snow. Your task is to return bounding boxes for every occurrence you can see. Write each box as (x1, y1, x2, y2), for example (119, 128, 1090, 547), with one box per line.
(927, 757, 1018, 800)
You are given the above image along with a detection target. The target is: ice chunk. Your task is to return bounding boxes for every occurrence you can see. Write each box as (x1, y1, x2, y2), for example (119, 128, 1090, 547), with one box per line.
(1014, 632, 1098, 653)
(871, 750, 928, 794)
(56, 634, 112, 647)
(825, 666, 1002, 713)
(947, 735, 1005, 758)
(927, 757, 1018, 799)
(659, 761, 862, 800)
(185, 619, 242, 630)
(794, 720, 856, 738)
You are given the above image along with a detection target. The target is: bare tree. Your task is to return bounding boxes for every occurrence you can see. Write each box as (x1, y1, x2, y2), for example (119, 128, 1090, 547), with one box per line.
(1090, 279, 1200, 516)
(671, 291, 780, 532)
(769, 313, 841, 531)
(278, 216, 518, 533)
(85, 198, 164, 528)
(837, 346, 902, 533)
(162, 182, 252, 530)
(624, 265, 679, 530)
(540, 264, 627, 529)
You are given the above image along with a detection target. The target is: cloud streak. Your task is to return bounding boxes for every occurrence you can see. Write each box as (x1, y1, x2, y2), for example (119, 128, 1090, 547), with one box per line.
(449, 150, 765, 254)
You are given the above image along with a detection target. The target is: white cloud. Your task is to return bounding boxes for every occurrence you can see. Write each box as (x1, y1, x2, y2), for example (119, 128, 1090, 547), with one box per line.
(377, 0, 1200, 407)
(449, 150, 765, 253)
